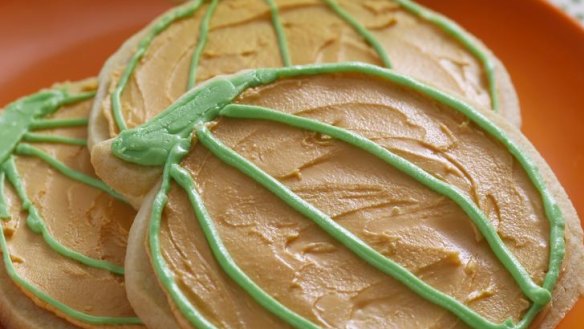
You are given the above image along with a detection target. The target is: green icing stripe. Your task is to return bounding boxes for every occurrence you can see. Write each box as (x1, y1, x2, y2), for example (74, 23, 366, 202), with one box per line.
(219, 103, 550, 305)
(147, 141, 217, 329)
(111, 1, 201, 131)
(23, 132, 87, 146)
(265, 0, 293, 66)
(323, 0, 393, 68)
(0, 218, 140, 325)
(187, 0, 215, 89)
(15, 144, 127, 203)
(393, 0, 499, 111)
(30, 117, 89, 130)
(171, 162, 320, 329)
(112, 62, 563, 329)
(59, 90, 96, 106)
(1, 157, 125, 275)
(0, 171, 8, 219)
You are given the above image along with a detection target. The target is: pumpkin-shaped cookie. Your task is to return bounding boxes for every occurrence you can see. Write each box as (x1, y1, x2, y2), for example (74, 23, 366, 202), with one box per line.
(0, 81, 143, 329)
(89, 0, 521, 207)
(114, 63, 583, 329)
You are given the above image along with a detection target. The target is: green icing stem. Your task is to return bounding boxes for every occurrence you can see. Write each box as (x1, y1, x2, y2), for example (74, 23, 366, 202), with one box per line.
(112, 72, 259, 166)
(0, 171, 8, 219)
(112, 62, 564, 329)
(265, 0, 292, 67)
(393, 0, 499, 111)
(1, 158, 124, 275)
(187, 0, 215, 90)
(171, 162, 320, 329)
(218, 103, 549, 305)
(111, 1, 200, 132)
(23, 132, 87, 146)
(15, 144, 127, 203)
(323, 0, 393, 68)
(0, 217, 140, 325)
(59, 90, 97, 106)
(30, 117, 89, 130)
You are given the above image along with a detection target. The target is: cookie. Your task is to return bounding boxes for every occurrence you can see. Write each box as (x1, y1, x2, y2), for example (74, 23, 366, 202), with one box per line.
(0, 81, 143, 329)
(115, 63, 583, 329)
(88, 0, 521, 207)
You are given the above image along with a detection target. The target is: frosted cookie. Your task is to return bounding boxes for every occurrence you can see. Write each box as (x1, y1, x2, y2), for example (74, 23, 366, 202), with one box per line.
(115, 63, 583, 329)
(0, 81, 143, 329)
(89, 0, 521, 207)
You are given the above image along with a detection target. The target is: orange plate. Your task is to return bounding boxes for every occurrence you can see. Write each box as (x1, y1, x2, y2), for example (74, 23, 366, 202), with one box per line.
(0, 0, 583, 328)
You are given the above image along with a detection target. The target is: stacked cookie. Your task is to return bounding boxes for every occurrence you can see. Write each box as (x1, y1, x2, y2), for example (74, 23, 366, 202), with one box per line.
(1, 1, 582, 329)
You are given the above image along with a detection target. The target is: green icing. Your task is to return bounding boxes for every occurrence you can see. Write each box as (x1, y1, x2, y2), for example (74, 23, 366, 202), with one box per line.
(323, 0, 393, 68)
(187, 0, 215, 89)
(0, 171, 8, 219)
(112, 70, 264, 166)
(265, 0, 292, 66)
(112, 63, 564, 329)
(30, 117, 89, 130)
(111, 1, 201, 132)
(0, 87, 141, 325)
(23, 132, 87, 146)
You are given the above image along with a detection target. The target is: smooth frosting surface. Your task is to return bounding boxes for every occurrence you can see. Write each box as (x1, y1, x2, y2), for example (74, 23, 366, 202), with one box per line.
(99, 0, 500, 139)
(145, 71, 550, 328)
(0, 82, 141, 328)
